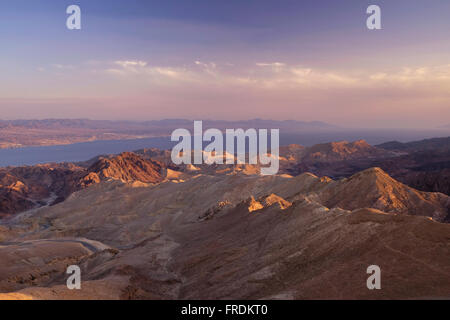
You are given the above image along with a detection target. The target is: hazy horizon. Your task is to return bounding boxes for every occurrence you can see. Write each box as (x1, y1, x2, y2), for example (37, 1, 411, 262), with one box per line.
(0, 117, 450, 130)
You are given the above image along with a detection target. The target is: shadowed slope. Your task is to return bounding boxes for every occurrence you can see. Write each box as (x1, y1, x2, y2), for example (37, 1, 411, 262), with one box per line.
(0, 168, 449, 299)
(319, 168, 450, 222)
(86, 152, 163, 184)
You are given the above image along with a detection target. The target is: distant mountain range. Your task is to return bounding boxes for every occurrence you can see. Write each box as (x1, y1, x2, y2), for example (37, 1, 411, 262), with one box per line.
(0, 118, 337, 149)
(0, 118, 337, 130)
(377, 137, 450, 152)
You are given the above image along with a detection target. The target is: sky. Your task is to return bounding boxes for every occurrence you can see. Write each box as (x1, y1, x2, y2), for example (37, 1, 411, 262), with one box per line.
(0, 0, 449, 128)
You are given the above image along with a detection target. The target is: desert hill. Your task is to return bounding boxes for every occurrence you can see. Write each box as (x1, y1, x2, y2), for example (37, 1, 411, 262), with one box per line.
(0, 153, 166, 217)
(278, 140, 394, 176)
(2, 136, 450, 218)
(0, 164, 85, 218)
(377, 137, 450, 152)
(85, 152, 163, 184)
(280, 138, 450, 197)
(301, 140, 389, 162)
(318, 168, 449, 222)
(0, 165, 449, 299)
(279, 139, 391, 163)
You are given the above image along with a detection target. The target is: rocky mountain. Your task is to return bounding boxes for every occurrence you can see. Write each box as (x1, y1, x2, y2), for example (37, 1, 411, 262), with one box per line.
(0, 153, 165, 217)
(134, 148, 174, 166)
(280, 138, 450, 197)
(0, 166, 449, 299)
(318, 168, 450, 222)
(85, 152, 163, 184)
(279, 140, 395, 177)
(0, 164, 85, 218)
(279, 140, 390, 163)
(3, 136, 450, 218)
(301, 140, 389, 162)
(377, 137, 450, 152)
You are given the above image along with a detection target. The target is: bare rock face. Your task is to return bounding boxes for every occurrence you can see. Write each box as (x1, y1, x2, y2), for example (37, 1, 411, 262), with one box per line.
(0, 152, 164, 217)
(87, 152, 163, 184)
(279, 140, 389, 164)
(280, 138, 450, 197)
(0, 166, 449, 300)
(278, 140, 396, 178)
(301, 140, 390, 162)
(261, 194, 292, 210)
(79, 172, 101, 188)
(247, 194, 292, 212)
(0, 164, 85, 217)
(247, 196, 265, 212)
(319, 168, 450, 222)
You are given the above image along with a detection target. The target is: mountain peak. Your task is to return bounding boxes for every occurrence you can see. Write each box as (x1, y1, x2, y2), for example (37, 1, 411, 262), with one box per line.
(354, 167, 390, 178)
(301, 140, 387, 162)
(87, 152, 163, 184)
(247, 193, 292, 212)
(319, 167, 449, 221)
